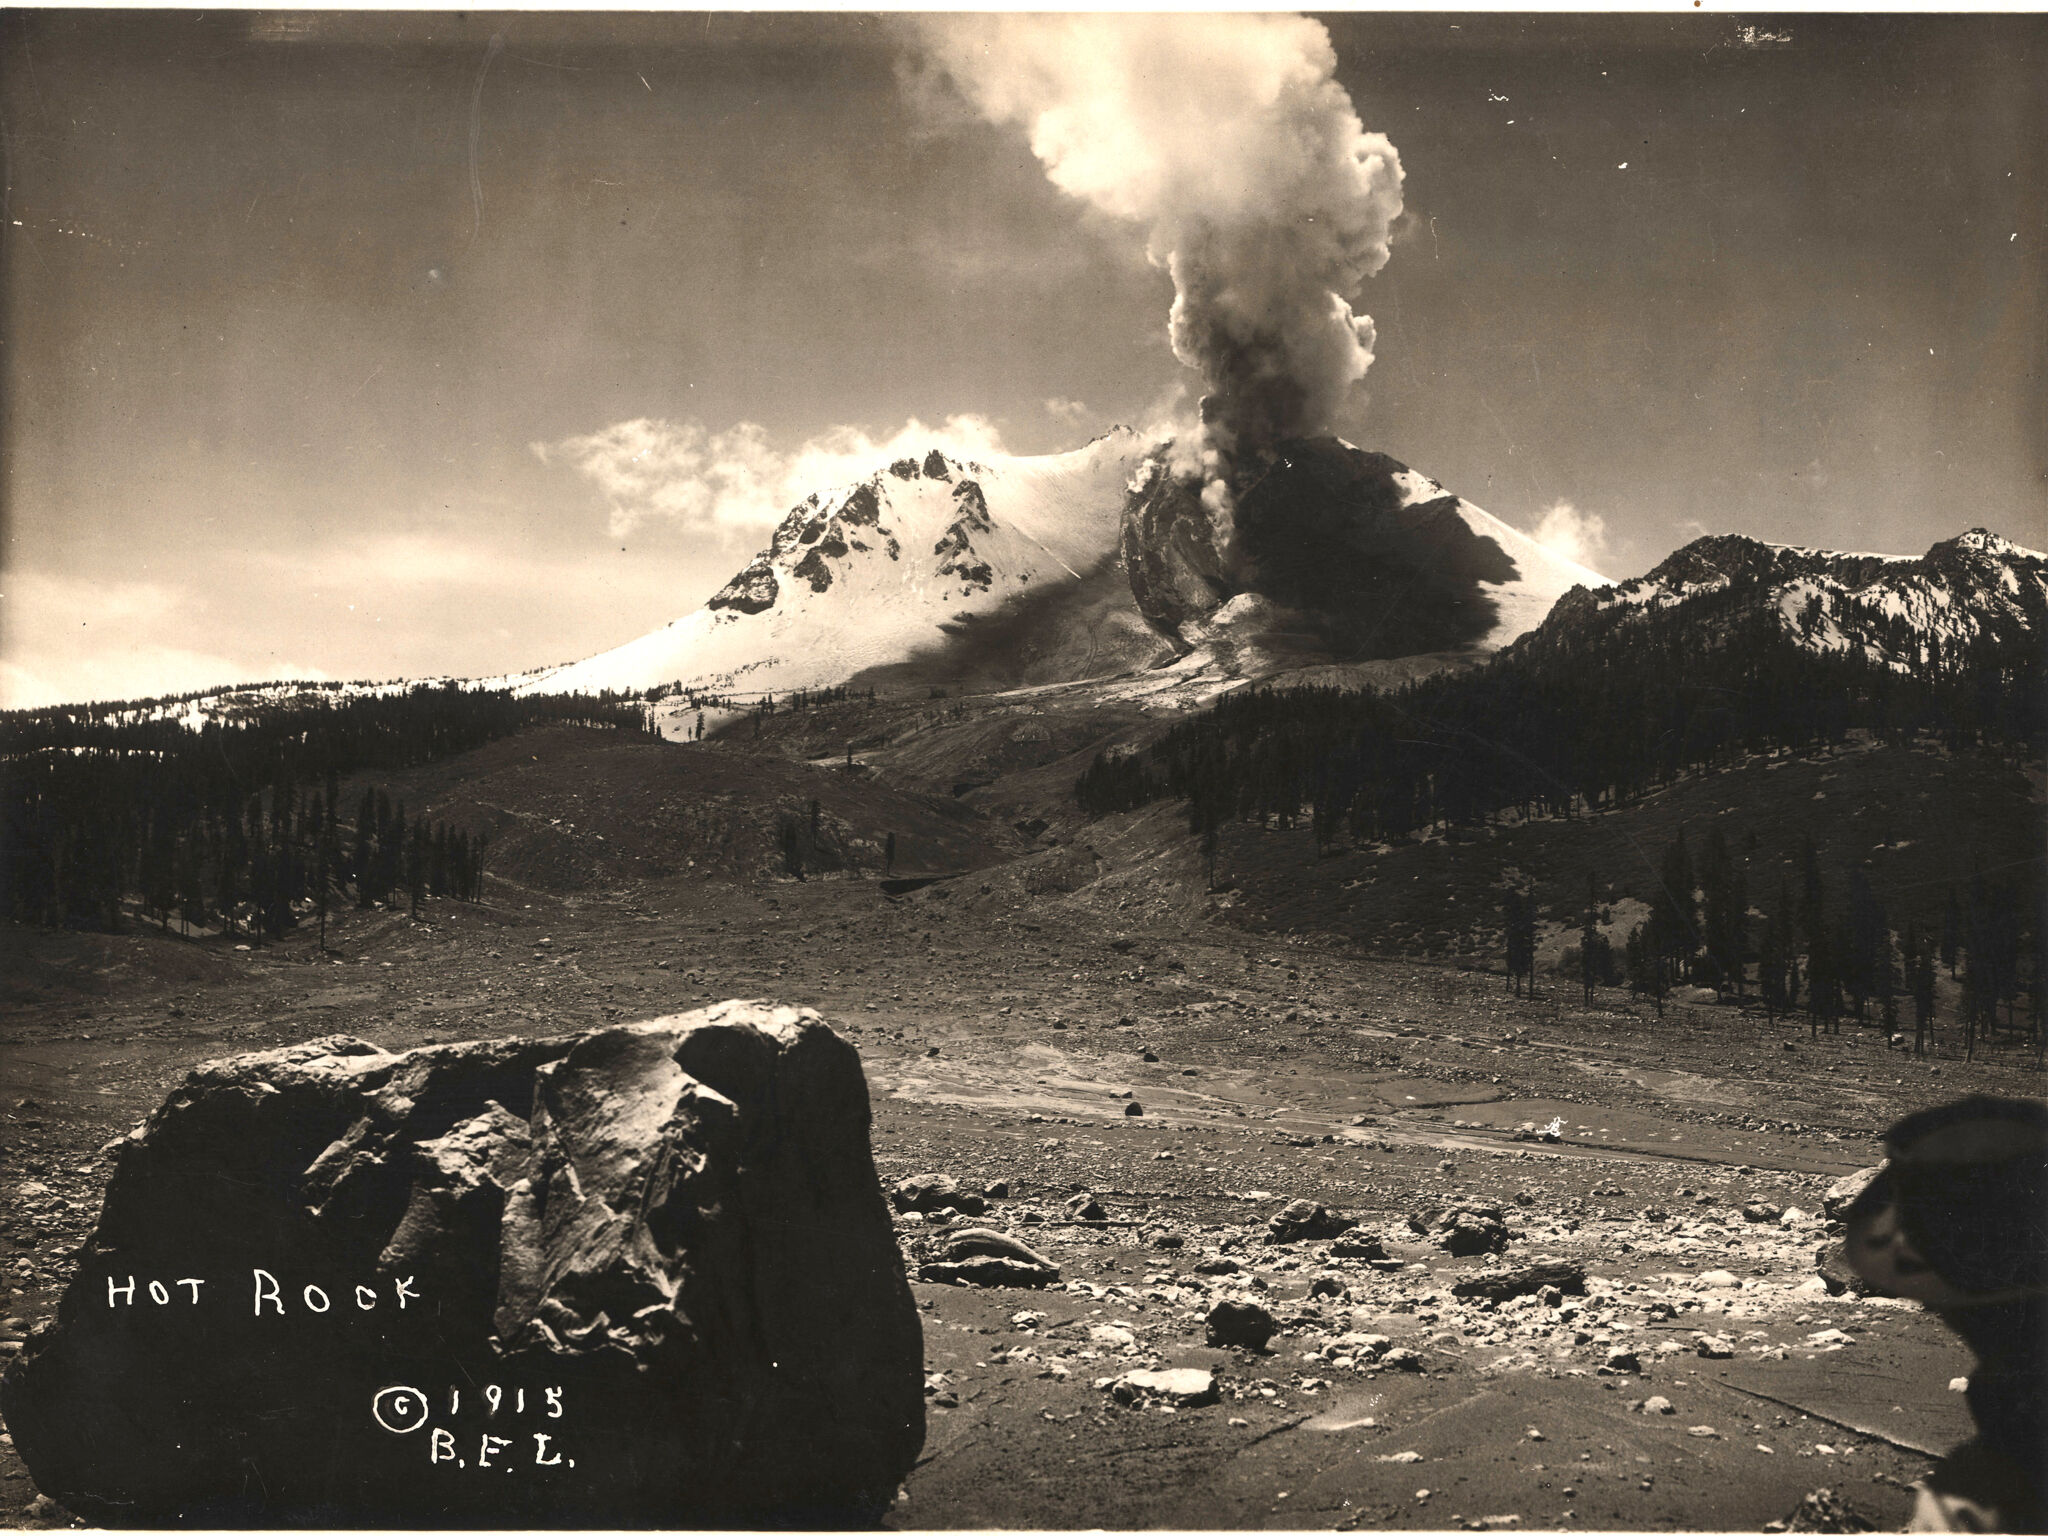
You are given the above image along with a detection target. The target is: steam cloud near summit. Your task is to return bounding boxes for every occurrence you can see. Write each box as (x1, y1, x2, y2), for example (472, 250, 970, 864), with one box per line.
(912, 14, 1404, 510)
(534, 415, 1007, 540)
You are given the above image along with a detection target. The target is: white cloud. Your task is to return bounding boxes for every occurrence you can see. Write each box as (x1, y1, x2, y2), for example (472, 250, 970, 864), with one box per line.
(1044, 397, 1092, 426)
(1531, 500, 1610, 567)
(533, 414, 1009, 539)
(0, 568, 329, 709)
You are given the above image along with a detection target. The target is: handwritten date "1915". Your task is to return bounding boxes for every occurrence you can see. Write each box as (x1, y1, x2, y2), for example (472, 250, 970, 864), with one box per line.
(372, 1384, 574, 1471)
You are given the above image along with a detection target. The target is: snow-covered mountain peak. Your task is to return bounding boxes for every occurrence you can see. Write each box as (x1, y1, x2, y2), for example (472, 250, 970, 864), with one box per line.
(518, 427, 1156, 701)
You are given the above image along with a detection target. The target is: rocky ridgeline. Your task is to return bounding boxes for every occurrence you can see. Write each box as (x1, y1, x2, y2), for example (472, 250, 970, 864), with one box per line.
(0, 1005, 923, 1526)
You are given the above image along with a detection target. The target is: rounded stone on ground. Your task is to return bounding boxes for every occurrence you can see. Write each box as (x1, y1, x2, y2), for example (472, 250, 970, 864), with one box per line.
(1206, 1298, 1278, 1350)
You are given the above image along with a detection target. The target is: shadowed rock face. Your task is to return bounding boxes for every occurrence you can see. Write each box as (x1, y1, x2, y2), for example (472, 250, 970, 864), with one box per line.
(0, 1004, 923, 1528)
(1122, 436, 1518, 660)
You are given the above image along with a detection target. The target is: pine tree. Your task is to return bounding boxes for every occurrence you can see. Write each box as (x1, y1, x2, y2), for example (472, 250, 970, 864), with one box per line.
(1647, 827, 1698, 988)
(1759, 880, 1796, 1021)
(1699, 827, 1746, 997)
(1908, 924, 1936, 1056)
(1502, 885, 1535, 998)
(1626, 924, 1667, 1019)
(781, 816, 805, 881)
(1839, 869, 1888, 1026)
(407, 819, 426, 919)
(1580, 871, 1600, 1006)
(354, 789, 376, 907)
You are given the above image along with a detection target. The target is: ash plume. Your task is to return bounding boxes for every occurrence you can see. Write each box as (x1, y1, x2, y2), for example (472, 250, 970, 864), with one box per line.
(910, 14, 1404, 518)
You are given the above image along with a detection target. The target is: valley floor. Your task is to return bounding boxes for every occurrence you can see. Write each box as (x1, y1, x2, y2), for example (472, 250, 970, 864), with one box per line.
(2, 858, 2041, 1530)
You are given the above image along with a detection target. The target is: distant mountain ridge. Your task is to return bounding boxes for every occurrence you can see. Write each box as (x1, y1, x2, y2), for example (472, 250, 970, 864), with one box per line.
(1531, 528, 2047, 674)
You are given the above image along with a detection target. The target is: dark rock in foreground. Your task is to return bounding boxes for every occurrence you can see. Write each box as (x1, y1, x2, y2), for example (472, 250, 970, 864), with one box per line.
(1330, 1229, 1389, 1261)
(917, 1228, 1059, 1288)
(0, 1003, 924, 1527)
(1426, 1203, 1512, 1256)
(1206, 1299, 1277, 1350)
(893, 1172, 985, 1216)
(1265, 1198, 1353, 1244)
(1815, 1240, 1871, 1297)
(1822, 1166, 1884, 1224)
(1451, 1260, 1588, 1302)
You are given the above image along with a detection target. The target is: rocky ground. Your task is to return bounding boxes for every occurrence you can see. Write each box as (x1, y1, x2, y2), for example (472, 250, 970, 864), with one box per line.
(2, 846, 2040, 1529)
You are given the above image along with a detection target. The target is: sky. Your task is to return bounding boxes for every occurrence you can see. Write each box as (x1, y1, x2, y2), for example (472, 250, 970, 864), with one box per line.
(3, 10, 2043, 709)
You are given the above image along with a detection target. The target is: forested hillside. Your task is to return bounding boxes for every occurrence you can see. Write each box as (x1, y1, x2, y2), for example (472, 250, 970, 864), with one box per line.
(1, 685, 653, 934)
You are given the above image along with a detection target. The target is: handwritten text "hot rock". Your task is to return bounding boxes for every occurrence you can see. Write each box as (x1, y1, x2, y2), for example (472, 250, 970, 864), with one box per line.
(104, 1270, 421, 1314)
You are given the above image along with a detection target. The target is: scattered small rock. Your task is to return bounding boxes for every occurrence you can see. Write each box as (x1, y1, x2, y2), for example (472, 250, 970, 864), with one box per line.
(1781, 1487, 1874, 1532)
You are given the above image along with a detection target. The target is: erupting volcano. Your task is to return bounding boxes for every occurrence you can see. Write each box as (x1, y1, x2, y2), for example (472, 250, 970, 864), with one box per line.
(517, 16, 1606, 714)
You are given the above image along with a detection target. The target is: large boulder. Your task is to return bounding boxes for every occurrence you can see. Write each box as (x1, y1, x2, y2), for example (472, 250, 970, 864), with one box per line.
(1431, 1203, 1512, 1256)
(917, 1228, 1060, 1288)
(893, 1172, 985, 1216)
(1450, 1260, 1587, 1302)
(0, 1003, 924, 1526)
(1265, 1198, 1354, 1244)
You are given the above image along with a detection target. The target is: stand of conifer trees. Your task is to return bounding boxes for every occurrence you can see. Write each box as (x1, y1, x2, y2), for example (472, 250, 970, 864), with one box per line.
(1079, 610, 2041, 834)
(1076, 600, 2043, 1053)
(1, 683, 653, 934)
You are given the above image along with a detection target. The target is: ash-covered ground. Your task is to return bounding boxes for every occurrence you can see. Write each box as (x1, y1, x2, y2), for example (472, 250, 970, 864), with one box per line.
(4, 851, 2034, 1531)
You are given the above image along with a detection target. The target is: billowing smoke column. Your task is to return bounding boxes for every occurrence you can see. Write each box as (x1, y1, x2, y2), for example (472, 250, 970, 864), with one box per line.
(913, 14, 1404, 520)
